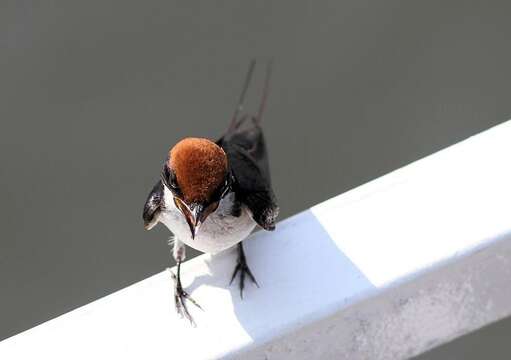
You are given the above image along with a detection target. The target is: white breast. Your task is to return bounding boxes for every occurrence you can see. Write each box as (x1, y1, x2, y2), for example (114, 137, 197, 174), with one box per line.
(159, 187, 256, 254)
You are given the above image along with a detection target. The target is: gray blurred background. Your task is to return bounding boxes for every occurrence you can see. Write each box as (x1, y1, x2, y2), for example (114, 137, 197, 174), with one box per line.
(2, 1, 511, 358)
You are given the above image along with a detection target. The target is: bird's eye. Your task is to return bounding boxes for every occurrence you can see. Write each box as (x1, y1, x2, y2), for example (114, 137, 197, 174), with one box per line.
(220, 173, 234, 198)
(168, 171, 178, 189)
(220, 181, 230, 198)
(161, 166, 179, 190)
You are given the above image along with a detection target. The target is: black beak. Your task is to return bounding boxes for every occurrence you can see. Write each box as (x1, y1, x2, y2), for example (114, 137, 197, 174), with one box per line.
(187, 205, 204, 240)
(173, 198, 206, 240)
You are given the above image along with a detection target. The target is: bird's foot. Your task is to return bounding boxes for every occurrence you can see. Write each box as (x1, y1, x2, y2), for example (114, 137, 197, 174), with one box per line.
(170, 270, 203, 326)
(229, 255, 259, 299)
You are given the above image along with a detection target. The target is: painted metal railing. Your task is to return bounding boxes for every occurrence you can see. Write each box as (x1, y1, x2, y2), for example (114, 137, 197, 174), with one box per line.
(2, 121, 511, 359)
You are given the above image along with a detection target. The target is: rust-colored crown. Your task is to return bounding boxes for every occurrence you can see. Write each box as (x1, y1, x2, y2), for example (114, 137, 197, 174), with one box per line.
(168, 137, 228, 204)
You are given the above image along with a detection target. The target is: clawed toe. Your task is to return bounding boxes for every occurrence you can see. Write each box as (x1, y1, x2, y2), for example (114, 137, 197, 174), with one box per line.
(170, 269, 203, 326)
(230, 243, 259, 299)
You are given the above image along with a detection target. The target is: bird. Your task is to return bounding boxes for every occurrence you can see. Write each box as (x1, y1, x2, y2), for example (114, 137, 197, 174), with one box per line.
(142, 60, 279, 324)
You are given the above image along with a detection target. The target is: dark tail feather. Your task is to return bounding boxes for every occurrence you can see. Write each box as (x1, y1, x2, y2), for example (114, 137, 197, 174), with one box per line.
(256, 59, 273, 125)
(228, 59, 256, 133)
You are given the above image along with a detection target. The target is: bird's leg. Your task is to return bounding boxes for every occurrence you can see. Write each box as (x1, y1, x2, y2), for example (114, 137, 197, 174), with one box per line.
(230, 242, 259, 299)
(169, 237, 202, 325)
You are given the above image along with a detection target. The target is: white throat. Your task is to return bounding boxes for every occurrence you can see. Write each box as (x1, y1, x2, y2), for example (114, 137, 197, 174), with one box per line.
(159, 186, 256, 254)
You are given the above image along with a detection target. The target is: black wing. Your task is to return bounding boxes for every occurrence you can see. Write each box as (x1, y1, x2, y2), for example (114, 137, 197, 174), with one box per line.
(218, 60, 278, 230)
(217, 117, 278, 231)
(142, 180, 164, 230)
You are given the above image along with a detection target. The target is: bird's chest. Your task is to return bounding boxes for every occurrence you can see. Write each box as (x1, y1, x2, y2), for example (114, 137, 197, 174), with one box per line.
(160, 190, 256, 254)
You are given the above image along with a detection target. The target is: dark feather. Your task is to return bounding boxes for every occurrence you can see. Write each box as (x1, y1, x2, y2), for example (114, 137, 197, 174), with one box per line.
(217, 117, 278, 230)
(217, 60, 278, 230)
(142, 180, 164, 229)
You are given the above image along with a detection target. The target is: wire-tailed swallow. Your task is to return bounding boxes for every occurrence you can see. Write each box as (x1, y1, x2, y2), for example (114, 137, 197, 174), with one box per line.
(142, 60, 279, 323)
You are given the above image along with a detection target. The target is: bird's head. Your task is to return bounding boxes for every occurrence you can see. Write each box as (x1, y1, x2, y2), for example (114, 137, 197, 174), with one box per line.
(162, 137, 230, 239)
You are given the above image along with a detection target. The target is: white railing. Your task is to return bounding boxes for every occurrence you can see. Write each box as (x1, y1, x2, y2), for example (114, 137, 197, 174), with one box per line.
(2, 121, 511, 359)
